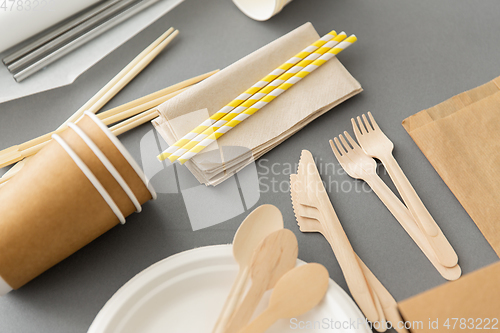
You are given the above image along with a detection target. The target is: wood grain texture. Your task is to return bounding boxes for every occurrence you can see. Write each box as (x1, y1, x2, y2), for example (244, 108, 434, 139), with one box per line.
(212, 205, 283, 333)
(352, 112, 458, 268)
(238, 263, 329, 333)
(292, 150, 380, 323)
(224, 229, 298, 333)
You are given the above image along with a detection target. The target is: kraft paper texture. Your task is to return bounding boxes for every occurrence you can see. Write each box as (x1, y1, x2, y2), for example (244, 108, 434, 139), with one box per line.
(0, 115, 151, 289)
(402, 77, 500, 258)
(153, 22, 362, 186)
(398, 261, 500, 332)
(77, 115, 152, 205)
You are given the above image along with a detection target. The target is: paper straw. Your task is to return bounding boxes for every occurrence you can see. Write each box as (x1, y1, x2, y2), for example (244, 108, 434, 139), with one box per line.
(167, 32, 348, 162)
(110, 108, 160, 136)
(157, 29, 339, 161)
(177, 35, 357, 164)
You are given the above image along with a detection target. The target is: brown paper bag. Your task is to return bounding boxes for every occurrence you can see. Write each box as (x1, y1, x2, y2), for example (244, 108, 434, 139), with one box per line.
(398, 261, 500, 333)
(402, 77, 500, 257)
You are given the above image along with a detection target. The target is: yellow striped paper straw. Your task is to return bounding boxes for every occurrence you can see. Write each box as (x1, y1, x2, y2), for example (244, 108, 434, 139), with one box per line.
(157, 30, 338, 161)
(167, 32, 348, 162)
(177, 35, 358, 164)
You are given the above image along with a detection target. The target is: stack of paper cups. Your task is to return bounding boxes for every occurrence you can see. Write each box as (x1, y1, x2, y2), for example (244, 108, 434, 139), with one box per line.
(232, 0, 293, 21)
(0, 112, 156, 295)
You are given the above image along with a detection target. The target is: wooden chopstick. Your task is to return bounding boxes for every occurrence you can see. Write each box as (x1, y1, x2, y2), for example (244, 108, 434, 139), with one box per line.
(96, 69, 218, 121)
(0, 84, 185, 169)
(0, 69, 217, 166)
(86, 30, 179, 117)
(0, 26, 214, 185)
(63, 27, 176, 126)
(0, 160, 25, 185)
(0, 24, 175, 177)
(110, 108, 160, 136)
(0, 67, 219, 183)
(0, 27, 178, 169)
(0, 68, 219, 168)
(100, 88, 187, 125)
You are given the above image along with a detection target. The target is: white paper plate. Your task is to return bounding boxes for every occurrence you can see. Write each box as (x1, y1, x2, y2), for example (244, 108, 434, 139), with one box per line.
(88, 245, 370, 333)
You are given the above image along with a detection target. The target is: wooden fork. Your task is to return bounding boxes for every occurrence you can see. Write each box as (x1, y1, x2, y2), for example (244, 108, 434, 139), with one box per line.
(352, 112, 458, 268)
(330, 133, 461, 281)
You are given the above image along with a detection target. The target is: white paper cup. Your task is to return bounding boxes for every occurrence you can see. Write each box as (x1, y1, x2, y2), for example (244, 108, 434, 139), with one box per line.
(232, 0, 292, 21)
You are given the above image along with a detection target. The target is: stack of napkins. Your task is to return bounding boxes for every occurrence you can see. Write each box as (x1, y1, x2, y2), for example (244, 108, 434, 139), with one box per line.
(153, 23, 362, 186)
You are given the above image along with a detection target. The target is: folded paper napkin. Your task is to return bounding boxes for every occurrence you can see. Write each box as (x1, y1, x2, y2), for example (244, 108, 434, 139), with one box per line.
(402, 76, 500, 257)
(153, 22, 362, 186)
(398, 261, 500, 332)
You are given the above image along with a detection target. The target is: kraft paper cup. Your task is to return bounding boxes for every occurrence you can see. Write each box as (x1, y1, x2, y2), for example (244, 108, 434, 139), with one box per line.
(232, 0, 292, 21)
(0, 115, 155, 294)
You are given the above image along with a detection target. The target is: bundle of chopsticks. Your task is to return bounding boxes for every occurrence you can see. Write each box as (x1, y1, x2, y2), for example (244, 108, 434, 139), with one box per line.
(3, 0, 163, 82)
(0, 27, 218, 187)
(157, 29, 358, 165)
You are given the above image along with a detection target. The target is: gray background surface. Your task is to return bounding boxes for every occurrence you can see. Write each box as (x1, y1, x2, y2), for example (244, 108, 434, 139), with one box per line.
(0, 0, 499, 332)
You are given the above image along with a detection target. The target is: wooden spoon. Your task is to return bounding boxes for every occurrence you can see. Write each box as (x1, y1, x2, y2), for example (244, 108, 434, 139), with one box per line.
(238, 263, 329, 333)
(212, 205, 284, 333)
(224, 229, 298, 333)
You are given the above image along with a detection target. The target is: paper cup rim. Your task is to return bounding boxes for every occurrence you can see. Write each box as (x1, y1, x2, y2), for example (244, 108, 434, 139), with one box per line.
(232, 0, 285, 21)
(84, 112, 157, 200)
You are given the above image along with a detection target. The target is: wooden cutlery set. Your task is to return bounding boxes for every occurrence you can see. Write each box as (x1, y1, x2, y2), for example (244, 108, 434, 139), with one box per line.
(290, 112, 461, 332)
(291, 150, 407, 333)
(213, 205, 329, 333)
(330, 112, 460, 280)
